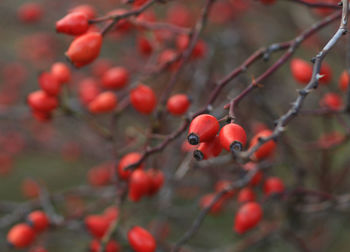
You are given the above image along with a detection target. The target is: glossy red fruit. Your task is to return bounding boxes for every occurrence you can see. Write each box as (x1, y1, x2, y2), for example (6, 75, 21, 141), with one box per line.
(128, 170, 151, 202)
(78, 78, 100, 106)
(290, 58, 313, 84)
(158, 49, 180, 71)
(194, 135, 222, 161)
(101, 67, 129, 89)
(188, 114, 219, 145)
(215, 180, 236, 198)
(28, 90, 58, 113)
(339, 70, 349, 91)
(70, 4, 96, 20)
(7, 223, 36, 248)
(103, 206, 119, 223)
(90, 239, 120, 252)
(320, 92, 343, 110)
(249, 129, 276, 161)
(176, 35, 207, 59)
(181, 141, 198, 152)
(38, 72, 61, 96)
(130, 84, 157, 114)
(65, 32, 103, 68)
(237, 187, 256, 203)
(166, 94, 191, 116)
(85, 215, 110, 239)
(18, 3, 43, 23)
(51, 62, 71, 84)
(21, 179, 40, 198)
(56, 12, 89, 36)
(27, 211, 49, 232)
(147, 169, 165, 196)
(263, 177, 285, 196)
(118, 152, 144, 180)
(128, 226, 156, 252)
(199, 193, 226, 215)
(137, 36, 153, 56)
(219, 123, 247, 152)
(87, 162, 113, 187)
(88, 91, 117, 114)
(234, 202, 262, 234)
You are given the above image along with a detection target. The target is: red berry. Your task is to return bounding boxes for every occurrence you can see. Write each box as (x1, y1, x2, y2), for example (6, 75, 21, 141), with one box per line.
(188, 114, 219, 145)
(87, 162, 113, 187)
(88, 91, 117, 114)
(28, 90, 58, 113)
(263, 177, 285, 196)
(133, 0, 149, 7)
(90, 239, 121, 252)
(199, 193, 226, 215)
(237, 187, 256, 203)
(101, 67, 129, 89)
(118, 152, 144, 180)
(234, 202, 262, 234)
(78, 78, 100, 106)
(56, 12, 89, 36)
(69, 4, 96, 20)
(21, 179, 40, 199)
(243, 162, 263, 186)
(219, 123, 247, 152)
(158, 49, 180, 71)
(27, 211, 49, 232)
(249, 129, 276, 161)
(320, 92, 343, 110)
(128, 170, 151, 202)
(38, 72, 61, 96)
(103, 206, 119, 223)
(7, 223, 36, 248)
(130, 84, 157, 114)
(166, 94, 191, 116)
(91, 59, 113, 78)
(339, 70, 349, 91)
(51, 62, 71, 84)
(146, 169, 165, 196)
(194, 135, 222, 160)
(215, 180, 236, 198)
(137, 36, 153, 56)
(17, 3, 43, 23)
(290, 58, 312, 84)
(176, 35, 190, 51)
(65, 32, 103, 68)
(128, 226, 156, 252)
(85, 215, 110, 239)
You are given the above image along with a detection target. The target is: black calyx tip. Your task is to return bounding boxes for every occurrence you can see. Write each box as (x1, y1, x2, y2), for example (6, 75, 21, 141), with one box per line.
(193, 150, 204, 161)
(230, 141, 243, 153)
(188, 133, 199, 145)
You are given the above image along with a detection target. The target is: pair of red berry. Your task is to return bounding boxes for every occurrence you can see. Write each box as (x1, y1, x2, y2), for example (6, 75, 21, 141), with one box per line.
(188, 114, 276, 161)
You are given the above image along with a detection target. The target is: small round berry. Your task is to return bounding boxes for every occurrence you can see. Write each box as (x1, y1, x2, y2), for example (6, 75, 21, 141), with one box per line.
(7, 223, 36, 248)
(128, 226, 156, 252)
(130, 84, 157, 114)
(188, 114, 219, 145)
(263, 177, 285, 196)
